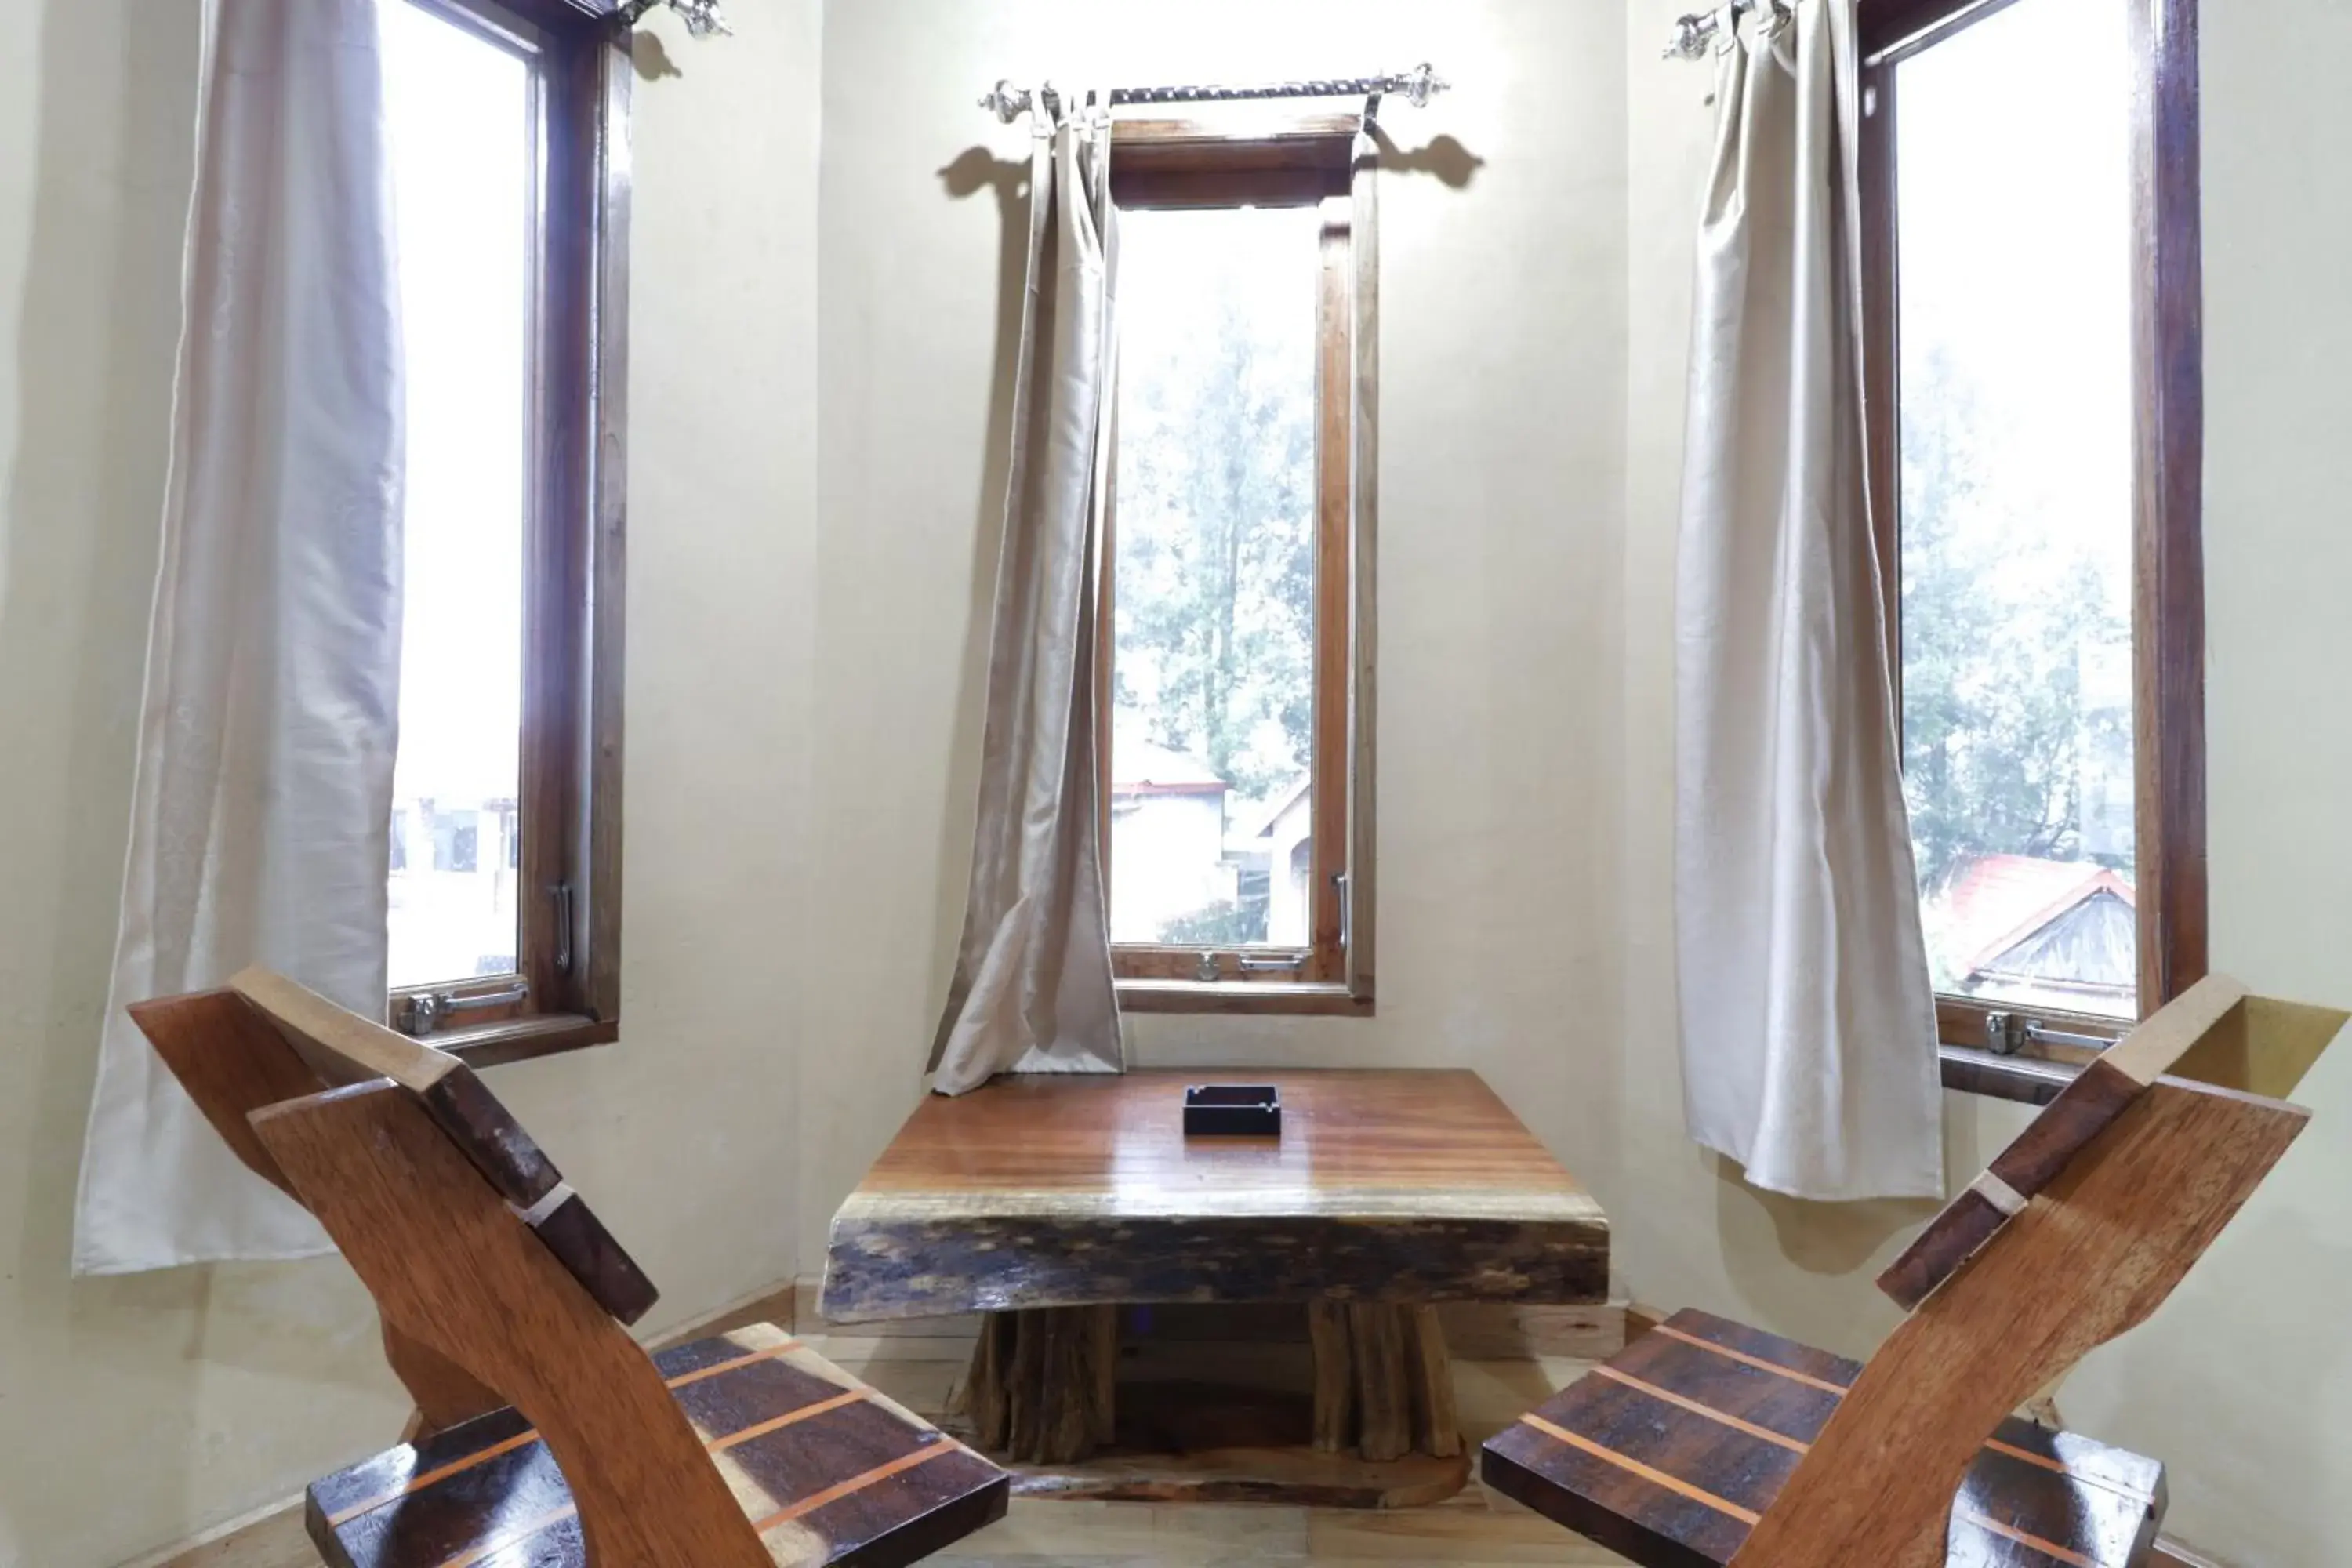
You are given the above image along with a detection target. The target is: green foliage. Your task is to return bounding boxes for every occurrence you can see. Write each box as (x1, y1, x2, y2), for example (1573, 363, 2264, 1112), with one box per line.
(1158, 898, 1269, 948)
(1112, 209, 1318, 808)
(1898, 348, 2133, 906)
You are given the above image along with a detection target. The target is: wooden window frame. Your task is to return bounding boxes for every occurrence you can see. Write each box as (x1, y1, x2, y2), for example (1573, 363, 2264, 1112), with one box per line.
(1857, 0, 2205, 1103)
(385, 0, 631, 1066)
(1099, 118, 1377, 1018)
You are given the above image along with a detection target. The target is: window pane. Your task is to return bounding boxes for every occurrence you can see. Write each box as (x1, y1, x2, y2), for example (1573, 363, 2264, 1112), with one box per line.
(1110, 204, 1322, 948)
(1895, 0, 2136, 1018)
(383, 3, 532, 990)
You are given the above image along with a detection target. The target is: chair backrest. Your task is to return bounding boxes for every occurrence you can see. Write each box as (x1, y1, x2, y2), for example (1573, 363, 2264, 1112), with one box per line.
(132, 971, 774, 1568)
(1727, 975, 2346, 1567)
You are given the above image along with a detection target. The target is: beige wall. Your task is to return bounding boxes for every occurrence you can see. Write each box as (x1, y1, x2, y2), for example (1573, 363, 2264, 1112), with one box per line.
(2, 0, 2346, 1563)
(804, 0, 1634, 1254)
(1618, 1, 2352, 1561)
(0, 5, 822, 1564)
(2062, 1, 2352, 1559)
(815, 1, 2352, 1559)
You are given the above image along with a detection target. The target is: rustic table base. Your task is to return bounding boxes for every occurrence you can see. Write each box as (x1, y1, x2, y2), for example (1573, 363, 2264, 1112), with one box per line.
(832, 1071, 1609, 1510)
(955, 1302, 1468, 1505)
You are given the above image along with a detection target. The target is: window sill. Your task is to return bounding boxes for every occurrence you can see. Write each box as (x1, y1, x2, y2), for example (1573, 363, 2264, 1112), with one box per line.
(432, 1012, 619, 1069)
(1938, 1044, 2078, 1106)
(1117, 980, 1373, 1018)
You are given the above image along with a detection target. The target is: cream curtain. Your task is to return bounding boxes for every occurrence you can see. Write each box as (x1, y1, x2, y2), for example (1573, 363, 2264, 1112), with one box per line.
(1673, 0, 1944, 1201)
(73, 0, 405, 1272)
(930, 100, 1125, 1095)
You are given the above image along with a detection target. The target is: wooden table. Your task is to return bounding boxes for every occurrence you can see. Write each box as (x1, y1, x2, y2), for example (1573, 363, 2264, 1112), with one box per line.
(820, 1070, 1608, 1507)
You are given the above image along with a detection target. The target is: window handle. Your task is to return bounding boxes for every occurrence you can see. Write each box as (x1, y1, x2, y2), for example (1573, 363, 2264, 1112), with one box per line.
(1237, 954, 1307, 974)
(401, 982, 530, 1038)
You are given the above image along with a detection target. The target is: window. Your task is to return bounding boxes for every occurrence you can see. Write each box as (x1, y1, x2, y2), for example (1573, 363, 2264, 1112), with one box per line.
(1101, 120, 1374, 1014)
(1860, 0, 2203, 1087)
(381, 0, 629, 1055)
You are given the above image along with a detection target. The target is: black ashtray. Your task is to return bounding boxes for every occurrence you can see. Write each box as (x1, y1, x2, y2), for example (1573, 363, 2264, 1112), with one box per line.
(1183, 1084, 1281, 1137)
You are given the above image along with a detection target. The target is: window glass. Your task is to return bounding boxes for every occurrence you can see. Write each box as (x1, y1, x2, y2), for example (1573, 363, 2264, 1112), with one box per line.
(1109, 203, 1323, 949)
(383, 2, 532, 990)
(1894, 0, 2136, 1017)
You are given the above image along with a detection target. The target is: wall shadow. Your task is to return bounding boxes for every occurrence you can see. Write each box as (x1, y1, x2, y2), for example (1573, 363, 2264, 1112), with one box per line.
(1710, 1150, 1938, 1356)
(630, 29, 684, 82)
(925, 147, 1031, 1033)
(1369, 125, 1487, 189)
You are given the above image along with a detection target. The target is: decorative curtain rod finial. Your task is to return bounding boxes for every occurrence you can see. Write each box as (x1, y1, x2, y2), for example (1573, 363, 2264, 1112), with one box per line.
(1664, 12, 1715, 59)
(979, 80, 1032, 124)
(1399, 62, 1448, 108)
(616, 0, 732, 40)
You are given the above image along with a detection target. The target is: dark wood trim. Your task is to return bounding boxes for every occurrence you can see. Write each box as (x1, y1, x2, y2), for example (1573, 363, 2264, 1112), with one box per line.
(387, 0, 627, 1051)
(1109, 118, 1354, 170)
(1109, 168, 1343, 211)
(1110, 982, 1374, 1020)
(1109, 118, 1352, 209)
(1858, 0, 2021, 63)
(1101, 131, 1372, 1014)
(1939, 1045, 2078, 1106)
(1308, 205, 1352, 983)
(1859, 0, 2205, 1082)
(1118, 978, 1373, 1017)
(440, 1012, 622, 1069)
(472, 0, 629, 33)
(412, 0, 551, 54)
(1115, 944, 1311, 982)
(1112, 115, 1360, 143)
(1345, 135, 1379, 1003)
(583, 22, 632, 1025)
(515, 2, 594, 1031)
(2129, 0, 2207, 1014)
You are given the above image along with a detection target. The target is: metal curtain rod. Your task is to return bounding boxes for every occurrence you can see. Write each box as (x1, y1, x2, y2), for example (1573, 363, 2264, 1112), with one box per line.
(978, 64, 1449, 125)
(1663, 0, 1790, 60)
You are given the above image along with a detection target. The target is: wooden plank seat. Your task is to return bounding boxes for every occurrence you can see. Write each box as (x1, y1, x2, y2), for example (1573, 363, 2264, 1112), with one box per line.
(1483, 975, 2347, 1568)
(129, 970, 1010, 1568)
(310, 1322, 1005, 1568)
(1484, 1308, 2166, 1566)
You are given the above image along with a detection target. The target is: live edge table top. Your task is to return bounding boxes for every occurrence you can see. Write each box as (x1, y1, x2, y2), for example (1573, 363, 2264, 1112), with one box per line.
(820, 1069, 1610, 1323)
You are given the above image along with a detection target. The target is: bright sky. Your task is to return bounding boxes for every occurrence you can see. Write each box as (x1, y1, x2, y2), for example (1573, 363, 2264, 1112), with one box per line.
(1112, 201, 1322, 801)
(382, 2, 530, 804)
(1896, 0, 2136, 622)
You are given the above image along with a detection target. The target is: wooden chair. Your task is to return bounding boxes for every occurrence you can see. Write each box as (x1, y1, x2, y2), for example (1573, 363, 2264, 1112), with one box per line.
(1483, 975, 2347, 1567)
(132, 969, 1009, 1568)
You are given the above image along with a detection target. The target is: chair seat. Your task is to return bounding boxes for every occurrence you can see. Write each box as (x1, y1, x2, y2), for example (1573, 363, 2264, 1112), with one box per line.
(1480, 1309, 2167, 1568)
(306, 1323, 1007, 1568)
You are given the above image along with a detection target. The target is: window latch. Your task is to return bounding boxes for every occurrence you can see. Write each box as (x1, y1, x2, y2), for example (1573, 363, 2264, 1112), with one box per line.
(553, 882, 576, 976)
(1983, 1011, 2116, 1058)
(400, 982, 530, 1038)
